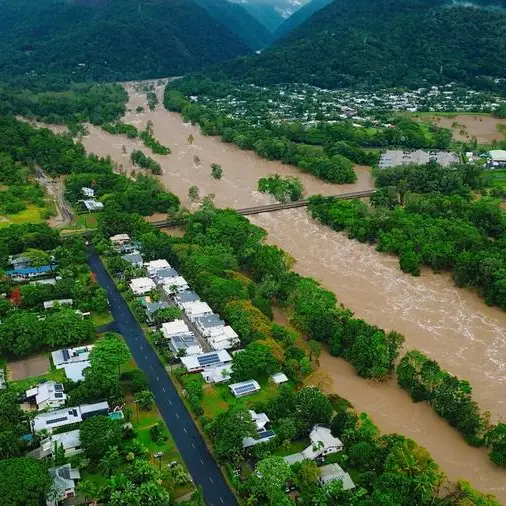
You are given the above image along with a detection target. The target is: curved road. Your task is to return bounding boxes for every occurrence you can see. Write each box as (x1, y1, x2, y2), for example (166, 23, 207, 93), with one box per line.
(88, 248, 238, 506)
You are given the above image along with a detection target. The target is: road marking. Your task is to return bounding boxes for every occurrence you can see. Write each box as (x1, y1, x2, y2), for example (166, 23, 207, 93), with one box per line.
(168, 400, 172, 405)
(191, 442, 195, 448)
(156, 376, 159, 381)
(200, 458, 204, 465)
(175, 413, 179, 419)
(140, 345, 143, 350)
(209, 477, 214, 484)
(183, 427, 187, 433)
(220, 497, 225, 504)
(162, 388, 166, 392)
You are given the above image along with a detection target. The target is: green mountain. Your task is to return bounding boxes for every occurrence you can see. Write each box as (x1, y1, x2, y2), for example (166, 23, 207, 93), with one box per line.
(274, 0, 333, 40)
(0, 0, 252, 82)
(228, 0, 285, 32)
(194, 0, 273, 49)
(214, 0, 506, 90)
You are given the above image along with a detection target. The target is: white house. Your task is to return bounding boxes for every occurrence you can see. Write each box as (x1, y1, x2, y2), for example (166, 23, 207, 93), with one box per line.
(174, 290, 200, 309)
(81, 187, 95, 198)
(195, 314, 225, 337)
(152, 267, 178, 285)
(207, 326, 240, 350)
(34, 430, 82, 459)
(32, 401, 109, 433)
(229, 380, 261, 398)
(130, 277, 156, 295)
(110, 233, 130, 245)
(181, 349, 232, 373)
(26, 381, 66, 411)
(82, 199, 104, 212)
(160, 276, 190, 294)
(43, 299, 73, 310)
(145, 259, 171, 276)
(47, 464, 81, 506)
(319, 463, 356, 490)
(284, 425, 343, 465)
(270, 372, 289, 385)
(200, 364, 231, 384)
(52, 345, 94, 382)
(162, 320, 191, 338)
(162, 320, 203, 356)
(242, 410, 276, 448)
(184, 301, 213, 322)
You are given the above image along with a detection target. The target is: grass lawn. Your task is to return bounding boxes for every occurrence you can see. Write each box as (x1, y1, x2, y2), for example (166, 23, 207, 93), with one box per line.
(9, 366, 66, 393)
(127, 400, 195, 498)
(0, 204, 46, 228)
(92, 311, 114, 327)
(273, 438, 310, 457)
(485, 169, 506, 190)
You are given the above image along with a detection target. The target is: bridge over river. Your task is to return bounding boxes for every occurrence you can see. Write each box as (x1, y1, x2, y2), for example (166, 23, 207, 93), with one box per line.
(150, 189, 375, 228)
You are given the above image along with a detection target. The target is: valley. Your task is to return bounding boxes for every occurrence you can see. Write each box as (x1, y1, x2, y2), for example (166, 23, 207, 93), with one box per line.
(51, 81, 506, 501)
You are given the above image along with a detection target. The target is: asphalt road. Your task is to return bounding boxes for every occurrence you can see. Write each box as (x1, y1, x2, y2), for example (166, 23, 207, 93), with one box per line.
(88, 248, 238, 506)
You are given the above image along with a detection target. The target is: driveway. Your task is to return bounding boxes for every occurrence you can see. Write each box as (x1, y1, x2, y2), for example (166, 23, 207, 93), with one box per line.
(88, 248, 238, 506)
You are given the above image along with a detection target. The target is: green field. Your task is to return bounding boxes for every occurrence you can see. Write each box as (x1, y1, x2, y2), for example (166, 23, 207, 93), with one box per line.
(0, 204, 47, 228)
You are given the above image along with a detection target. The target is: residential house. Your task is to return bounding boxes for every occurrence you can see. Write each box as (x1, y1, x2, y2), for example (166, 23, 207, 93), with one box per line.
(130, 277, 156, 295)
(195, 314, 225, 337)
(284, 425, 343, 465)
(145, 259, 171, 276)
(184, 301, 213, 322)
(110, 233, 131, 246)
(152, 267, 179, 285)
(270, 372, 289, 385)
(181, 349, 232, 373)
(139, 298, 169, 325)
(32, 401, 109, 433)
(242, 410, 276, 448)
(318, 463, 355, 490)
(160, 276, 190, 295)
(489, 149, 506, 167)
(8, 255, 32, 270)
(207, 326, 240, 351)
(47, 464, 81, 506)
(174, 290, 200, 309)
(31, 430, 82, 459)
(121, 252, 144, 267)
(82, 199, 104, 212)
(162, 320, 202, 356)
(201, 364, 231, 384)
(229, 380, 261, 398)
(25, 381, 67, 411)
(5, 265, 54, 281)
(30, 278, 58, 286)
(43, 299, 73, 310)
(52, 344, 94, 382)
(81, 187, 95, 198)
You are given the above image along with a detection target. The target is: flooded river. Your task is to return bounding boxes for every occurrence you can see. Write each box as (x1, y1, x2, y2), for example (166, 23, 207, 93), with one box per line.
(45, 82, 506, 500)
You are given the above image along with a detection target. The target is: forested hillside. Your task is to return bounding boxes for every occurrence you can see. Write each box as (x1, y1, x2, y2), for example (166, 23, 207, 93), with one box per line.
(214, 0, 506, 90)
(194, 0, 273, 49)
(273, 0, 333, 40)
(0, 0, 251, 82)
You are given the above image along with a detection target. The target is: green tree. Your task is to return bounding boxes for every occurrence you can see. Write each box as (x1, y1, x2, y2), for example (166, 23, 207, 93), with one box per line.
(80, 416, 123, 462)
(76, 479, 99, 506)
(135, 390, 155, 411)
(0, 311, 43, 357)
(248, 456, 292, 505)
(0, 457, 52, 506)
(231, 341, 280, 381)
(24, 248, 51, 267)
(487, 423, 506, 467)
(295, 386, 333, 428)
(188, 185, 199, 201)
(293, 459, 320, 491)
(211, 163, 223, 179)
(90, 332, 131, 376)
(99, 446, 122, 477)
(153, 306, 181, 325)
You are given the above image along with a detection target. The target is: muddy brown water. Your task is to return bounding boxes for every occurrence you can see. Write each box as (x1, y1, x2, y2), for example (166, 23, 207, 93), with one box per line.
(35, 82, 506, 501)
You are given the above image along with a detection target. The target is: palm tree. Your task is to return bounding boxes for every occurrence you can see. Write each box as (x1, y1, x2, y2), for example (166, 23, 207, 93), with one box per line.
(76, 479, 98, 506)
(99, 447, 121, 478)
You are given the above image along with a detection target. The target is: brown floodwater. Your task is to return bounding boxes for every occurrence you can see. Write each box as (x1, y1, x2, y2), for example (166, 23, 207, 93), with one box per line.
(37, 82, 506, 501)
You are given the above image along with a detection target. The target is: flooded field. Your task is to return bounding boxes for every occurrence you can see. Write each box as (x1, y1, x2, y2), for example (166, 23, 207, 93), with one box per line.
(35, 82, 506, 501)
(420, 113, 506, 144)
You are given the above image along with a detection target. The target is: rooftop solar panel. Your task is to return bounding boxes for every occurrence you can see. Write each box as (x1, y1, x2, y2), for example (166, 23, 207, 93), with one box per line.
(54, 384, 64, 391)
(46, 416, 68, 425)
(62, 349, 70, 361)
(234, 383, 257, 395)
(257, 430, 275, 439)
(54, 393, 64, 398)
(197, 353, 220, 366)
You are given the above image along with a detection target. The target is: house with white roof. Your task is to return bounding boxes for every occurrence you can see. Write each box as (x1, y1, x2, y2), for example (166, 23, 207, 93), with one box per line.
(318, 463, 355, 490)
(201, 364, 231, 384)
(181, 349, 232, 372)
(207, 326, 240, 350)
(31, 430, 82, 459)
(82, 200, 104, 212)
(130, 277, 156, 295)
(161, 276, 190, 294)
(110, 233, 130, 245)
(270, 372, 289, 385)
(52, 345, 94, 382)
(229, 379, 261, 398)
(43, 299, 73, 310)
(284, 425, 343, 465)
(184, 301, 213, 322)
(81, 187, 95, 198)
(162, 320, 203, 356)
(145, 259, 171, 276)
(242, 410, 276, 448)
(26, 381, 66, 411)
(47, 464, 81, 506)
(195, 314, 225, 337)
(32, 401, 109, 433)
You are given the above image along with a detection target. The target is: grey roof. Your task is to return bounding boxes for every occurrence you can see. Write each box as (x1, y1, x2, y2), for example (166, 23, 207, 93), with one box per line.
(49, 464, 81, 500)
(175, 291, 200, 303)
(378, 149, 459, 169)
(144, 300, 169, 314)
(121, 252, 144, 265)
(155, 267, 178, 279)
(196, 314, 225, 329)
(169, 332, 201, 352)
